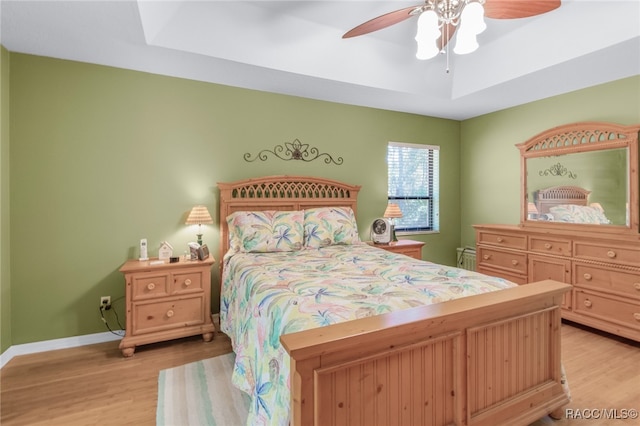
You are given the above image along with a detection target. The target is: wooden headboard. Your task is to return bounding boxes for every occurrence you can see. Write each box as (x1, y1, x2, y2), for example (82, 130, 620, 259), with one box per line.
(217, 175, 361, 263)
(534, 185, 591, 214)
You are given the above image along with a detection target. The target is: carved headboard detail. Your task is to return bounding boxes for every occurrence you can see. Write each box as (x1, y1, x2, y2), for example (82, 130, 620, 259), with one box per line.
(534, 186, 591, 214)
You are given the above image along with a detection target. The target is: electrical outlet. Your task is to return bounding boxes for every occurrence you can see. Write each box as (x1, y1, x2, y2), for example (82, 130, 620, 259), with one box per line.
(100, 296, 111, 310)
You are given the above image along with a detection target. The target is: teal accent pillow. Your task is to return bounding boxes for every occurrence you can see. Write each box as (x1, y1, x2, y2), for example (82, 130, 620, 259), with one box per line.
(304, 207, 360, 248)
(227, 210, 304, 253)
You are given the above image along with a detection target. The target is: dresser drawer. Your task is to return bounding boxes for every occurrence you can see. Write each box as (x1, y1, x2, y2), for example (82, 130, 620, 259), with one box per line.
(529, 236, 572, 256)
(477, 247, 526, 275)
(574, 263, 640, 299)
(131, 296, 205, 335)
(131, 272, 171, 300)
(574, 241, 640, 267)
(477, 231, 526, 250)
(574, 290, 640, 331)
(173, 270, 205, 294)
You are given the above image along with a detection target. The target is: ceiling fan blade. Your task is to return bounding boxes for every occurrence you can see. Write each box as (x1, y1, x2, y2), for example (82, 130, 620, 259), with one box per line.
(343, 5, 421, 38)
(484, 0, 561, 19)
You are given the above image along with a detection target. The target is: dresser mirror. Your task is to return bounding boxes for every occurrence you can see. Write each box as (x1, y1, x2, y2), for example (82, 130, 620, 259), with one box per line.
(517, 122, 640, 234)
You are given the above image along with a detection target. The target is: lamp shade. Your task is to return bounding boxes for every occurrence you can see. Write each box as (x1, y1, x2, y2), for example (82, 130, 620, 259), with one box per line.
(527, 202, 538, 214)
(185, 205, 213, 225)
(383, 203, 403, 219)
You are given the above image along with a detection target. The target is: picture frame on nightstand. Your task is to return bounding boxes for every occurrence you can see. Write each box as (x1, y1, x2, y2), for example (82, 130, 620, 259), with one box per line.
(197, 244, 210, 260)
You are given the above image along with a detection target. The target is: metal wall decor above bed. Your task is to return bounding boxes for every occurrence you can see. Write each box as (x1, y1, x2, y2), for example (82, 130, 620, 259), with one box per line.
(244, 138, 343, 165)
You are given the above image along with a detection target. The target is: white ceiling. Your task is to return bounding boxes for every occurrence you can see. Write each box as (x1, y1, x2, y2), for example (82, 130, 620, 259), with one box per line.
(2, 0, 639, 120)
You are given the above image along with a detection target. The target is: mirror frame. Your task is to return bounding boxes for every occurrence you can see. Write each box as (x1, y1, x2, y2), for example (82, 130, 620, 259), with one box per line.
(517, 121, 640, 235)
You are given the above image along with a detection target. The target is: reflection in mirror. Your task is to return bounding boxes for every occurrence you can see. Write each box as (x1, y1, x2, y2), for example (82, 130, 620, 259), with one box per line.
(526, 148, 628, 226)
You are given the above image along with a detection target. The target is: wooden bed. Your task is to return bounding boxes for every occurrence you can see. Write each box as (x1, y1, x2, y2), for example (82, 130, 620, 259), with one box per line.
(534, 185, 590, 215)
(218, 175, 570, 426)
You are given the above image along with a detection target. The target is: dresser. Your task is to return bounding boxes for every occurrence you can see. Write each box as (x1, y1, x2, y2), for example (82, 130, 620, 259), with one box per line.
(118, 256, 216, 356)
(366, 239, 425, 260)
(474, 224, 640, 341)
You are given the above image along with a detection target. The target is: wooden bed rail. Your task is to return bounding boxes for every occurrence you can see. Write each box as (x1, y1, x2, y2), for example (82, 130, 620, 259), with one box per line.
(281, 280, 571, 426)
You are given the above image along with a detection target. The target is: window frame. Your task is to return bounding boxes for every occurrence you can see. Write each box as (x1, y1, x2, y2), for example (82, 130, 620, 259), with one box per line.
(387, 141, 440, 235)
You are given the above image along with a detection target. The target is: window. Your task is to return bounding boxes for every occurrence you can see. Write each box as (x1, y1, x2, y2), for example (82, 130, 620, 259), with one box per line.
(387, 142, 440, 232)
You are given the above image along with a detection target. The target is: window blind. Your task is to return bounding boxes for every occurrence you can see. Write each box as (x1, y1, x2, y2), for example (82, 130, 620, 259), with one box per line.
(387, 142, 440, 232)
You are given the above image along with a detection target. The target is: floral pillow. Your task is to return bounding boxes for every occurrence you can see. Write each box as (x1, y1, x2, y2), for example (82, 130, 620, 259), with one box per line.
(549, 204, 610, 224)
(304, 207, 360, 248)
(227, 210, 304, 253)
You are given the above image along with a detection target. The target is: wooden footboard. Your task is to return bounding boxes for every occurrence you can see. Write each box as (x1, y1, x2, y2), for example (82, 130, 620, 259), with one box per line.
(280, 280, 571, 426)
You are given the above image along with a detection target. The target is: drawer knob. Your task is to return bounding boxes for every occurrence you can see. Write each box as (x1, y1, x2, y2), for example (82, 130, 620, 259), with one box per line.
(483, 254, 491, 260)
(184, 279, 192, 286)
(634, 313, 640, 321)
(583, 273, 592, 281)
(511, 260, 519, 266)
(496, 237, 503, 243)
(147, 282, 155, 291)
(166, 309, 174, 318)
(634, 283, 640, 291)
(607, 250, 616, 258)
(544, 243, 552, 249)
(583, 299, 592, 308)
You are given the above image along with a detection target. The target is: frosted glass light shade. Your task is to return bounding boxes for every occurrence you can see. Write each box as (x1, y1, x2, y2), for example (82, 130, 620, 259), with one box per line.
(454, 30, 479, 54)
(460, 2, 487, 35)
(415, 10, 441, 60)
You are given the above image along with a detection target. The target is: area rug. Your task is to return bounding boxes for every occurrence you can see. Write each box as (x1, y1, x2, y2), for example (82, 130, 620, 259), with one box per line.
(157, 352, 250, 426)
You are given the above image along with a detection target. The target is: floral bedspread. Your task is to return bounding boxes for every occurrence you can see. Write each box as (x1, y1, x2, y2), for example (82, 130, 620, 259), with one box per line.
(220, 243, 516, 426)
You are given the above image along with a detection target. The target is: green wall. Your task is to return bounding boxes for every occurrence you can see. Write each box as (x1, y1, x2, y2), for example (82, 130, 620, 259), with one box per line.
(4, 51, 639, 349)
(7, 53, 460, 345)
(460, 76, 640, 247)
(1, 47, 11, 353)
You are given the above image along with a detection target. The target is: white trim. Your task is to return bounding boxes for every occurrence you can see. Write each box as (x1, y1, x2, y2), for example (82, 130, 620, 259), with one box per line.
(0, 331, 123, 369)
(388, 141, 440, 151)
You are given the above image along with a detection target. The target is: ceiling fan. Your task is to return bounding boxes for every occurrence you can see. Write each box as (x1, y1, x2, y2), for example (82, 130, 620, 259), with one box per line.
(343, 0, 561, 61)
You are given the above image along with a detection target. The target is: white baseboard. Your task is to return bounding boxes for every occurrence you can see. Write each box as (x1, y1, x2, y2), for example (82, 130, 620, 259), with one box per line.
(0, 331, 123, 369)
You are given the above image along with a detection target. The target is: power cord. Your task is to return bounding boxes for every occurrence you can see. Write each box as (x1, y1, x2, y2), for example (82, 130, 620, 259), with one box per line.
(99, 304, 125, 337)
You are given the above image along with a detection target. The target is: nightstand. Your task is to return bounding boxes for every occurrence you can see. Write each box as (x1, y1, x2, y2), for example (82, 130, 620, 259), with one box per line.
(366, 239, 425, 260)
(118, 256, 216, 357)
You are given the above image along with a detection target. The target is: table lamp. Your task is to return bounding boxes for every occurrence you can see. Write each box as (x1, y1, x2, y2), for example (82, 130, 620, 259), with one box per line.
(185, 205, 213, 246)
(383, 203, 403, 242)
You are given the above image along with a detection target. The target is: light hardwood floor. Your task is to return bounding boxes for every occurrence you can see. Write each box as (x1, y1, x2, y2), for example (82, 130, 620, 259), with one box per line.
(1, 321, 638, 426)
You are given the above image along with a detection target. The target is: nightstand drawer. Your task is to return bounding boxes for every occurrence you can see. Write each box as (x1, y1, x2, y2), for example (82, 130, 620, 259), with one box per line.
(529, 236, 571, 256)
(131, 296, 205, 335)
(574, 263, 640, 299)
(574, 241, 640, 267)
(477, 231, 526, 250)
(574, 290, 640, 331)
(173, 271, 204, 294)
(477, 247, 526, 275)
(366, 240, 424, 260)
(131, 272, 170, 300)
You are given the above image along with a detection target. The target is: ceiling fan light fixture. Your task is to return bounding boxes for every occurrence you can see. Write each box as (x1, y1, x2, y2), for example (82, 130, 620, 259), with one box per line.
(453, 29, 479, 55)
(416, 9, 441, 38)
(460, 1, 487, 35)
(415, 10, 441, 60)
(416, 39, 441, 60)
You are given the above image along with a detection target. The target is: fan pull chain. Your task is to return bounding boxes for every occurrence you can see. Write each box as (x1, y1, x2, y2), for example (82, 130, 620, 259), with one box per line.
(445, 23, 450, 73)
